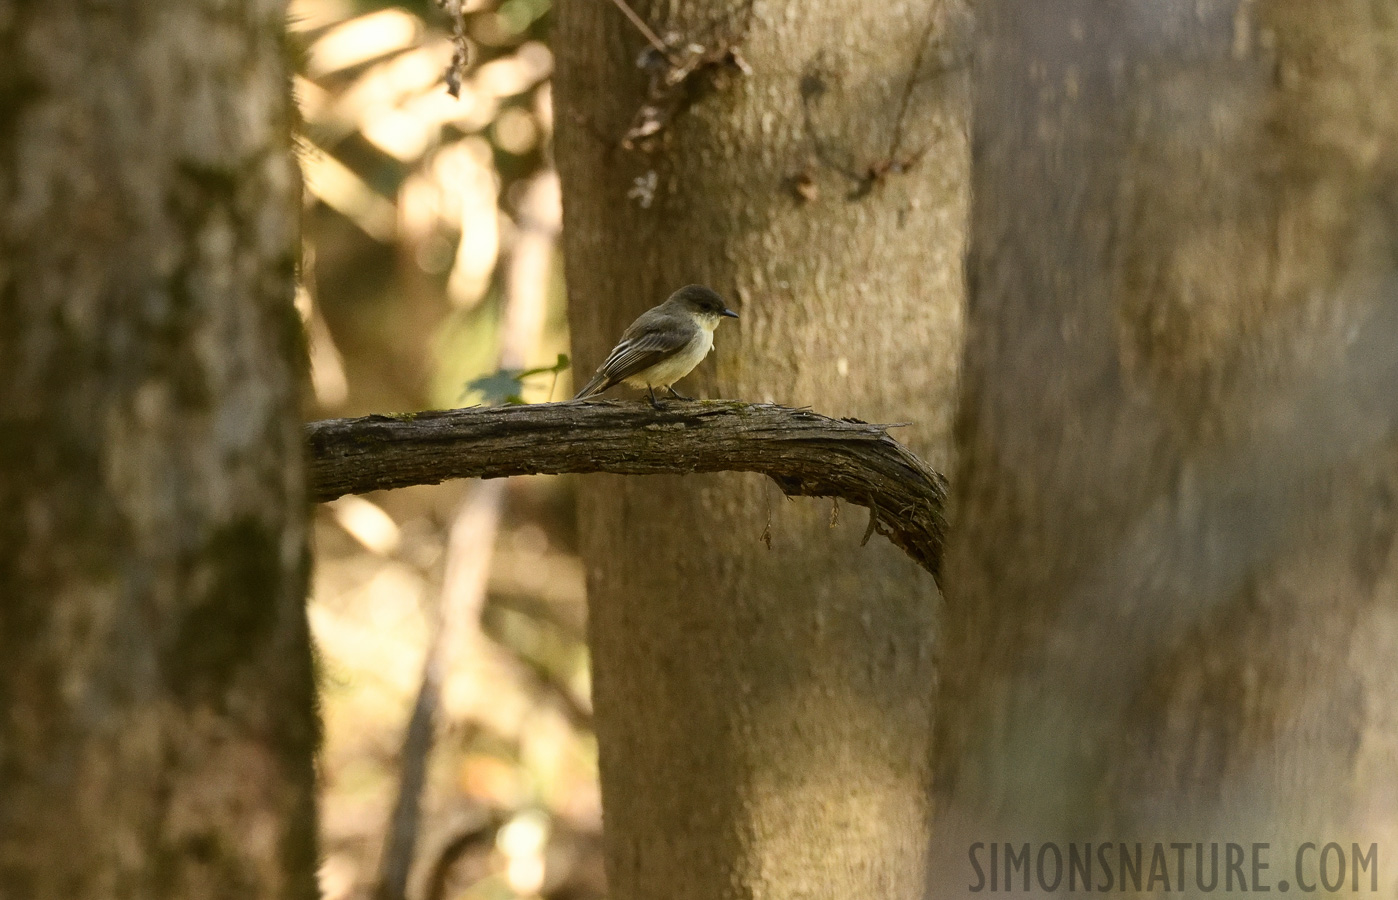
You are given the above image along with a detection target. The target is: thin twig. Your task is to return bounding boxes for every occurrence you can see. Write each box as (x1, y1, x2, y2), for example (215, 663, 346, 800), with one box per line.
(888, 10, 942, 162)
(605, 0, 673, 60)
(799, 69, 865, 185)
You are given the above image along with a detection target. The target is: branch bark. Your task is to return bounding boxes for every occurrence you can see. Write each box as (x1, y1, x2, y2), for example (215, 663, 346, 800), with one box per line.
(305, 400, 948, 581)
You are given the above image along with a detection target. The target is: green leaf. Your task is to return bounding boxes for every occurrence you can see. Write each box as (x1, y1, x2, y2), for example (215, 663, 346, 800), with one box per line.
(459, 354, 569, 405)
(462, 369, 526, 405)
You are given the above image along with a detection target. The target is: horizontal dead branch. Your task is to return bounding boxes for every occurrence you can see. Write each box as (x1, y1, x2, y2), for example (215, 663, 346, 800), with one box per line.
(305, 400, 948, 581)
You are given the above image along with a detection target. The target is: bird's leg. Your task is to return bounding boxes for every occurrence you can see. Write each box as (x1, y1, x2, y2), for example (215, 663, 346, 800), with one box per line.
(666, 386, 691, 401)
(647, 385, 663, 410)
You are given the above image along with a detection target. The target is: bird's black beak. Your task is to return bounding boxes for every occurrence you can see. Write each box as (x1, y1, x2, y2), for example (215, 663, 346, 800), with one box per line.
(721, 308, 739, 318)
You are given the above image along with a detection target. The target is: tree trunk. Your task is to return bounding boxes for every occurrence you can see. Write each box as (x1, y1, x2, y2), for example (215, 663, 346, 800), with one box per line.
(0, 3, 316, 898)
(934, 0, 1398, 891)
(554, 1, 968, 897)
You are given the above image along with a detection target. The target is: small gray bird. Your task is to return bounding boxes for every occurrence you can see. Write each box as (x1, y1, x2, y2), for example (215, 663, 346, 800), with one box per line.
(574, 285, 739, 408)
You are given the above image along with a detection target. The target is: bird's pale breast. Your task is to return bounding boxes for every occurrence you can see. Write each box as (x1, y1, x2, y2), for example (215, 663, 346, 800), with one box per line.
(621, 328, 714, 388)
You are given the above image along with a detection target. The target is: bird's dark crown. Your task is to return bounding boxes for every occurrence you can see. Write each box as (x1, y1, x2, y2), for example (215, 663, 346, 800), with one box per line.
(668, 284, 737, 317)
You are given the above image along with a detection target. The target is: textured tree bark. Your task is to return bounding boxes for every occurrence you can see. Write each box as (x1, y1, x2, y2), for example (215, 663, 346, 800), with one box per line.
(933, 1, 1398, 893)
(305, 401, 949, 579)
(554, 0, 969, 896)
(0, 3, 316, 899)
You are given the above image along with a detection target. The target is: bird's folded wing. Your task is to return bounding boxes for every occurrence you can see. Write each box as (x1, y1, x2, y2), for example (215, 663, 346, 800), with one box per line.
(595, 321, 692, 384)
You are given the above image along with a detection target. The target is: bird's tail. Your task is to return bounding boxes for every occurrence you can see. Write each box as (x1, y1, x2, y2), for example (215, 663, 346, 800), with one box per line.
(573, 372, 613, 400)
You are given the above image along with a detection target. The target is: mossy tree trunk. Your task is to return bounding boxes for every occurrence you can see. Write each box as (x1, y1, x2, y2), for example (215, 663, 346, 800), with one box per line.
(933, 0, 1398, 889)
(554, 1, 969, 897)
(0, 2, 316, 898)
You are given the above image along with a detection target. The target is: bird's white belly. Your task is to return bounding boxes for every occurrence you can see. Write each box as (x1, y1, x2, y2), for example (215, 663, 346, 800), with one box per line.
(622, 329, 714, 388)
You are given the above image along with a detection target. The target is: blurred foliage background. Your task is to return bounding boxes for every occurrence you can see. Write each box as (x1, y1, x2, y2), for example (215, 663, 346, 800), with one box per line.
(289, 1, 604, 897)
